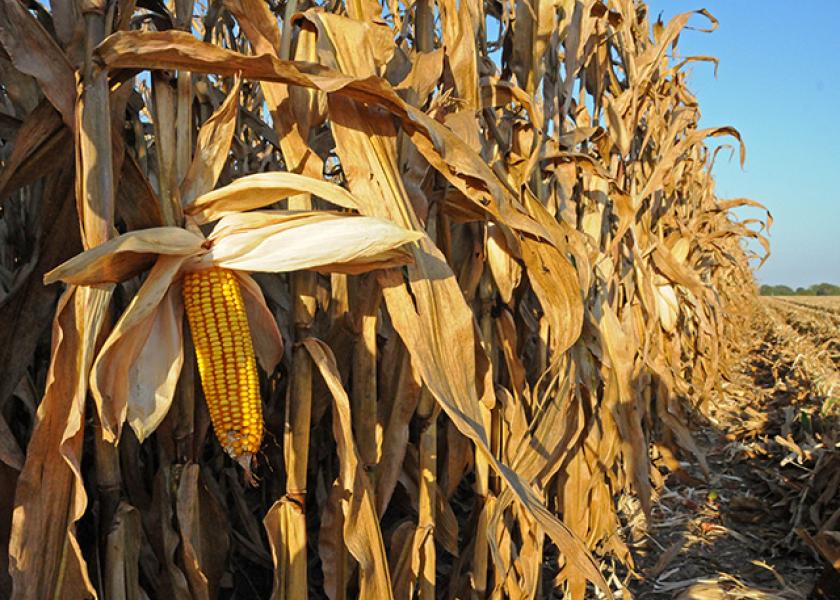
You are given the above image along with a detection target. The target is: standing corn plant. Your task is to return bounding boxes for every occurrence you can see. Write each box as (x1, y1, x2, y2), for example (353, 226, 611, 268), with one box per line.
(44, 174, 422, 475)
(0, 0, 770, 598)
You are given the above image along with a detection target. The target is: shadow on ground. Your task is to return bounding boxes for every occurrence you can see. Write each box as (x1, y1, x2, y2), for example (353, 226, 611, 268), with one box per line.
(627, 300, 840, 599)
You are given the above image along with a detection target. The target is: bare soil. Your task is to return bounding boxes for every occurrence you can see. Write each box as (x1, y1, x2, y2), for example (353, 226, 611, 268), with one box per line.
(628, 299, 840, 599)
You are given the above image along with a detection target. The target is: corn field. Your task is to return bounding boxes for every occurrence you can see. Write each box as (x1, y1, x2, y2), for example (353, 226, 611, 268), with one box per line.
(0, 0, 776, 598)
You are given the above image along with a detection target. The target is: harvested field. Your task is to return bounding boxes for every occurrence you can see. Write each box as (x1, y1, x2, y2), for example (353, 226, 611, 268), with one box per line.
(765, 298, 840, 370)
(774, 296, 840, 314)
(628, 298, 840, 599)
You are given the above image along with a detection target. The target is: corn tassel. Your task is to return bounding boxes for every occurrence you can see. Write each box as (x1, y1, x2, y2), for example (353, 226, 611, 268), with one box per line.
(182, 267, 262, 467)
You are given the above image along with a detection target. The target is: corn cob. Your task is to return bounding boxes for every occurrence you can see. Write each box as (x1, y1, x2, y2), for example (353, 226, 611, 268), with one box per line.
(182, 267, 262, 465)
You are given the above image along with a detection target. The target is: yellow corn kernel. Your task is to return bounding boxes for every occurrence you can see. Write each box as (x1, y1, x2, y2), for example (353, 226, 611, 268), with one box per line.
(182, 267, 262, 464)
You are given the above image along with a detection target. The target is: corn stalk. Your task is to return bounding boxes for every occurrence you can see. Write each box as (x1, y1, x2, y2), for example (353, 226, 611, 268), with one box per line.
(0, 1, 774, 598)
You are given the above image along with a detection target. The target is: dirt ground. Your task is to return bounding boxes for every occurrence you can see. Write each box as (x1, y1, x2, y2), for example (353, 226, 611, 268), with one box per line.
(627, 298, 840, 599)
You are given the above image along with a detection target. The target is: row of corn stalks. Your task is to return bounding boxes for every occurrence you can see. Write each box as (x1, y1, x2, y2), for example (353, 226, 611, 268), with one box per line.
(0, 0, 769, 598)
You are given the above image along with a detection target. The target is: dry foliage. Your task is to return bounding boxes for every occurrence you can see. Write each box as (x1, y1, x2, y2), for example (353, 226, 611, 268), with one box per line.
(631, 297, 839, 599)
(0, 0, 772, 598)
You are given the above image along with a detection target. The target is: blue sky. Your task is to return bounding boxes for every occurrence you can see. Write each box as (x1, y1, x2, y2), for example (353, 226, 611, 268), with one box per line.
(647, 1, 839, 287)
